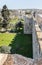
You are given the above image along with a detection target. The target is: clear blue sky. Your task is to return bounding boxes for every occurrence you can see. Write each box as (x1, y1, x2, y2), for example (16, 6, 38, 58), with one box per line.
(0, 0, 42, 9)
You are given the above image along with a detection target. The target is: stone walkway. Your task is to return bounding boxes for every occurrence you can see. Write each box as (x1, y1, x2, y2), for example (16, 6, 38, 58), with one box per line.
(0, 54, 8, 65)
(32, 19, 42, 59)
(32, 21, 39, 59)
(3, 54, 42, 65)
(35, 24, 42, 57)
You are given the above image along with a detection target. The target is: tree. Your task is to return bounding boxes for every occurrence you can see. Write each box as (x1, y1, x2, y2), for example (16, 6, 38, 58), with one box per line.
(33, 11, 36, 17)
(1, 5, 10, 28)
(16, 21, 23, 28)
(15, 21, 23, 32)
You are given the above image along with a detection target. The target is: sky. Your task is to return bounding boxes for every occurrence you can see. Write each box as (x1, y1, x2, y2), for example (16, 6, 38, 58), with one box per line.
(0, 0, 42, 9)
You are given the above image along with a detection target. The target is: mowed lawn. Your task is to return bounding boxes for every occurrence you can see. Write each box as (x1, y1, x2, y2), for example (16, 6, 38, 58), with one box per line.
(0, 33, 16, 46)
(0, 33, 32, 58)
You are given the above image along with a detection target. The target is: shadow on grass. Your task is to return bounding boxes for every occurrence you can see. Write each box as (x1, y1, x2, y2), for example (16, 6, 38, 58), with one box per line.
(9, 34, 33, 58)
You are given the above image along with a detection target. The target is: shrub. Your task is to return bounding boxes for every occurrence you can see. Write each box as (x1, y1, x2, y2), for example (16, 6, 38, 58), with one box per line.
(0, 18, 2, 22)
(20, 19, 24, 21)
(15, 21, 24, 33)
(0, 18, 2, 29)
(15, 21, 23, 28)
(1, 5, 10, 29)
(0, 46, 11, 53)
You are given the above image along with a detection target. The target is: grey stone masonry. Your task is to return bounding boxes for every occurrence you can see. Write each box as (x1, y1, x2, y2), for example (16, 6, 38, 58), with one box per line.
(24, 16, 32, 34)
(32, 20, 40, 59)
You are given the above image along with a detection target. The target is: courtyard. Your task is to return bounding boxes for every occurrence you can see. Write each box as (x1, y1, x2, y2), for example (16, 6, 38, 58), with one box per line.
(0, 33, 32, 58)
(0, 5, 33, 58)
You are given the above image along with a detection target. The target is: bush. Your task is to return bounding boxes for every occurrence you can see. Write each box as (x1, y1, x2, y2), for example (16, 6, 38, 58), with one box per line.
(20, 19, 24, 21)
(0, 23, 2, 29)
(15, 21, 24, 33)
(0, 46, 11, 53)
(0, 18, 2, 22)
(0, 18, 2, 29)
(1, 5, 10, 29)
(16, 21, 23, 28)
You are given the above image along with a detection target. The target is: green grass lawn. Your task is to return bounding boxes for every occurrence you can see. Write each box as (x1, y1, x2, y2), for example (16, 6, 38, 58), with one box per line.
(0, 33, 32, 58)
(9, 18, 18, 24)
(0, 33, 16, 46)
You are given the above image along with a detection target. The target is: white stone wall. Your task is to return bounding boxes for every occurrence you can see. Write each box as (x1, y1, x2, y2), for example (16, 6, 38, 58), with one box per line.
(24, 16, 33, 34)
(32, 21, 40, 59)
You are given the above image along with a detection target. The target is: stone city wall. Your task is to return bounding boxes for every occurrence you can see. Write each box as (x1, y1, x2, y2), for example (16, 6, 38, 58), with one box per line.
(24, 16, 33, 34)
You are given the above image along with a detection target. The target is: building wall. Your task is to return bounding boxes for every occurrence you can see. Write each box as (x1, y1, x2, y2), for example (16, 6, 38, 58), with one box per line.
(24, 16, 33, 34)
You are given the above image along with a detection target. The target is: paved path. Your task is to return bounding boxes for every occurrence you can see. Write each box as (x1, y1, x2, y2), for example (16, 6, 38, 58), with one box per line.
(32, 21, 39, 59)
(32, 19, 42, 59)
(36, 24, 42, 57)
